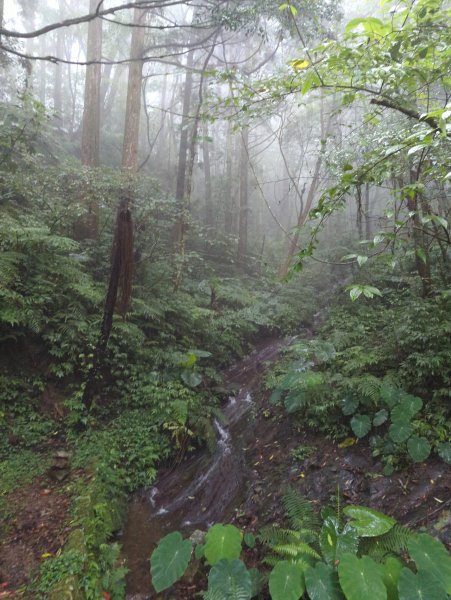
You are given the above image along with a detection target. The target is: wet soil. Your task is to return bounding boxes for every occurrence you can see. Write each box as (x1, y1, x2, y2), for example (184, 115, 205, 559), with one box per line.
(0, 476, 72, 598)
(122, 337, 451, 600)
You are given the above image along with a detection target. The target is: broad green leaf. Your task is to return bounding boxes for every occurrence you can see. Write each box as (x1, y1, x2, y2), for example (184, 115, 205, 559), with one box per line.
(437, 442, 451, 464)
(415, 247, 427, 265)
(381, 557, 402, 600)
(338, 554, 386, 600)
(380, 380, 400, 407)
(350, 414, 371, 438)
(244, 533, 255, 549)
(345, 17, 365, 33)
(348, 286, 362, 301)
(389, 420, 412, 443)
(357, 255, 368, 267)
(249, 567, 265, 597)
(319, 517, 359, 564)
(305, 563, 344, 600)
(204, 524, 242, 565)
(343, 506, 395, 537)
(181, 370, 202, 387)
(373, 409, 388, 427)
(208, 559, 252, 600)
(150, 531, 192, 592)
(407, 534, 451, 593)
(398, 567, 448, 600)
(399, 395, 423, 419)
(407, 436, 431, 462)
(342, 396, 359, 416)
(269, 561, 305, 600)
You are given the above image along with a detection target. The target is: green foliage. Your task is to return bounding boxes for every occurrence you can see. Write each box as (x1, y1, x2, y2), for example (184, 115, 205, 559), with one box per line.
(407, 534, 451, 594)
(338, 554, 387, 600)
(149, 490, 451, 600)
(150, 532, 193, 593)
(343, 506, 395, 538)
(397, 568, 448, 600)
(207, 559, 253, 600)
(269, 286, 451, 470)
(290, 444, 316, 463)
(304, 562, 343, 600)
(72, 409, 170, 492)
(268, 560, 305, 600)
(204, 524, 243, 565)
(37, 550, 85, 595)
(0, 449, 50, 496)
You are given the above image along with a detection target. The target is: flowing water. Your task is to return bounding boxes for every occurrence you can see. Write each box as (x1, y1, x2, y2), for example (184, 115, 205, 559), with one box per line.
(122, 338, 289, 598)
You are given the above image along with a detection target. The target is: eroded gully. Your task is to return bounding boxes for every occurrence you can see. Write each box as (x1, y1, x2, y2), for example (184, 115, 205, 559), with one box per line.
(121, 338, 291, 598)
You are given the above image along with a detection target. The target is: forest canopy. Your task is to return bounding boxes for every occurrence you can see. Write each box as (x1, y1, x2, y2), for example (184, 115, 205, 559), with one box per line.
(0, 0, 450, 598)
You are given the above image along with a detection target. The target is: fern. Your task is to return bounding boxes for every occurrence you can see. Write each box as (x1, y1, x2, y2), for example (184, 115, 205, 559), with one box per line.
(282, 487, 321, 534)
(363, 524, 414, 561)
(271, 542, 320, 560)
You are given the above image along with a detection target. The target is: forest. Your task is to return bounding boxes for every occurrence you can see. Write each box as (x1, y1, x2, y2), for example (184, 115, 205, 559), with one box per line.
(0, 0, 450, 598)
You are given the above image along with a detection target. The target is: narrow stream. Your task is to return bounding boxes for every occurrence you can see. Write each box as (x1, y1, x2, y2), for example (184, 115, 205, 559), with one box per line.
(121, 338, 289, 598)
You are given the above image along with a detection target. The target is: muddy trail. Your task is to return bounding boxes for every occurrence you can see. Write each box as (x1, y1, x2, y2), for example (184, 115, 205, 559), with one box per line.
(122, 337, 451, 599)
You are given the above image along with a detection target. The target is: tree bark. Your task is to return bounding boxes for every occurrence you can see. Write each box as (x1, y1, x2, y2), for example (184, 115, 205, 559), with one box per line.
(122, 7, 146, 172)
(279, 150, 323, 278)
(53, 24, 63, 122)
(237, 128, 249, 266)
(173, 48, 195, 246)
(224, 123, 234, 235)
(203, 123, 213, 229)
(80, 0, 102, 168)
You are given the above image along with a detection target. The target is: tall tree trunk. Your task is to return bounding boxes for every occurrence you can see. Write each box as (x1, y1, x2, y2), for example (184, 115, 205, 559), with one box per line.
(39, 37, 46, 106)
(53, 25, 63, 122)
(173, 41, 216, 290)
(224, 123, 234, 235)
(364, 183, 371, 239)
(279, 150, 324, 278)
(80, 8, 144, 414)
(237, 128, 249, 266)
(122, 7, 146, 172)
(173, 49, 195, 246)
(77, 0, 103, 241)
(407, 170, 431, 297)
(203, 123, 213, 229)
(80, 0, 102, 168)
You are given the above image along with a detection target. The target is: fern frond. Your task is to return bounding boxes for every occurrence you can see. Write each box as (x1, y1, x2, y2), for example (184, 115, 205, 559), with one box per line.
(282, 488, 321, 533)
(272, 542, 320, 560)
(356, 374, 381, 402)
(259, 526, 300, 547)
(362, 524, 414, 561)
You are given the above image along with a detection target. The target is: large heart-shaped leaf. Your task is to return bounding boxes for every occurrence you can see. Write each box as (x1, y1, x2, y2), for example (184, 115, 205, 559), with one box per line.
(380, 381, 401, 408)
(319, 517, 359, 564)
(398, 567, 448, 600)
(150, 531, 192, 592)
(381, 557, 402, 600)
(208, 559, 252, 600)
(269, 560, 305, 600)
(204, 524, 242, 565)
(342, 396, 359, 416)
(338, 554, 387, 600)
(343, 506, 396, 537)
(391, 395, 422, 421)
(389, 420, 412, 443)
(373, 409, 388, 427)
(305, 562, 344, 600)
(407, 534, 451, 594)
(407, 436, 431, 462)
(437, 442, 451, 464)
(350, 414, 371, 438)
